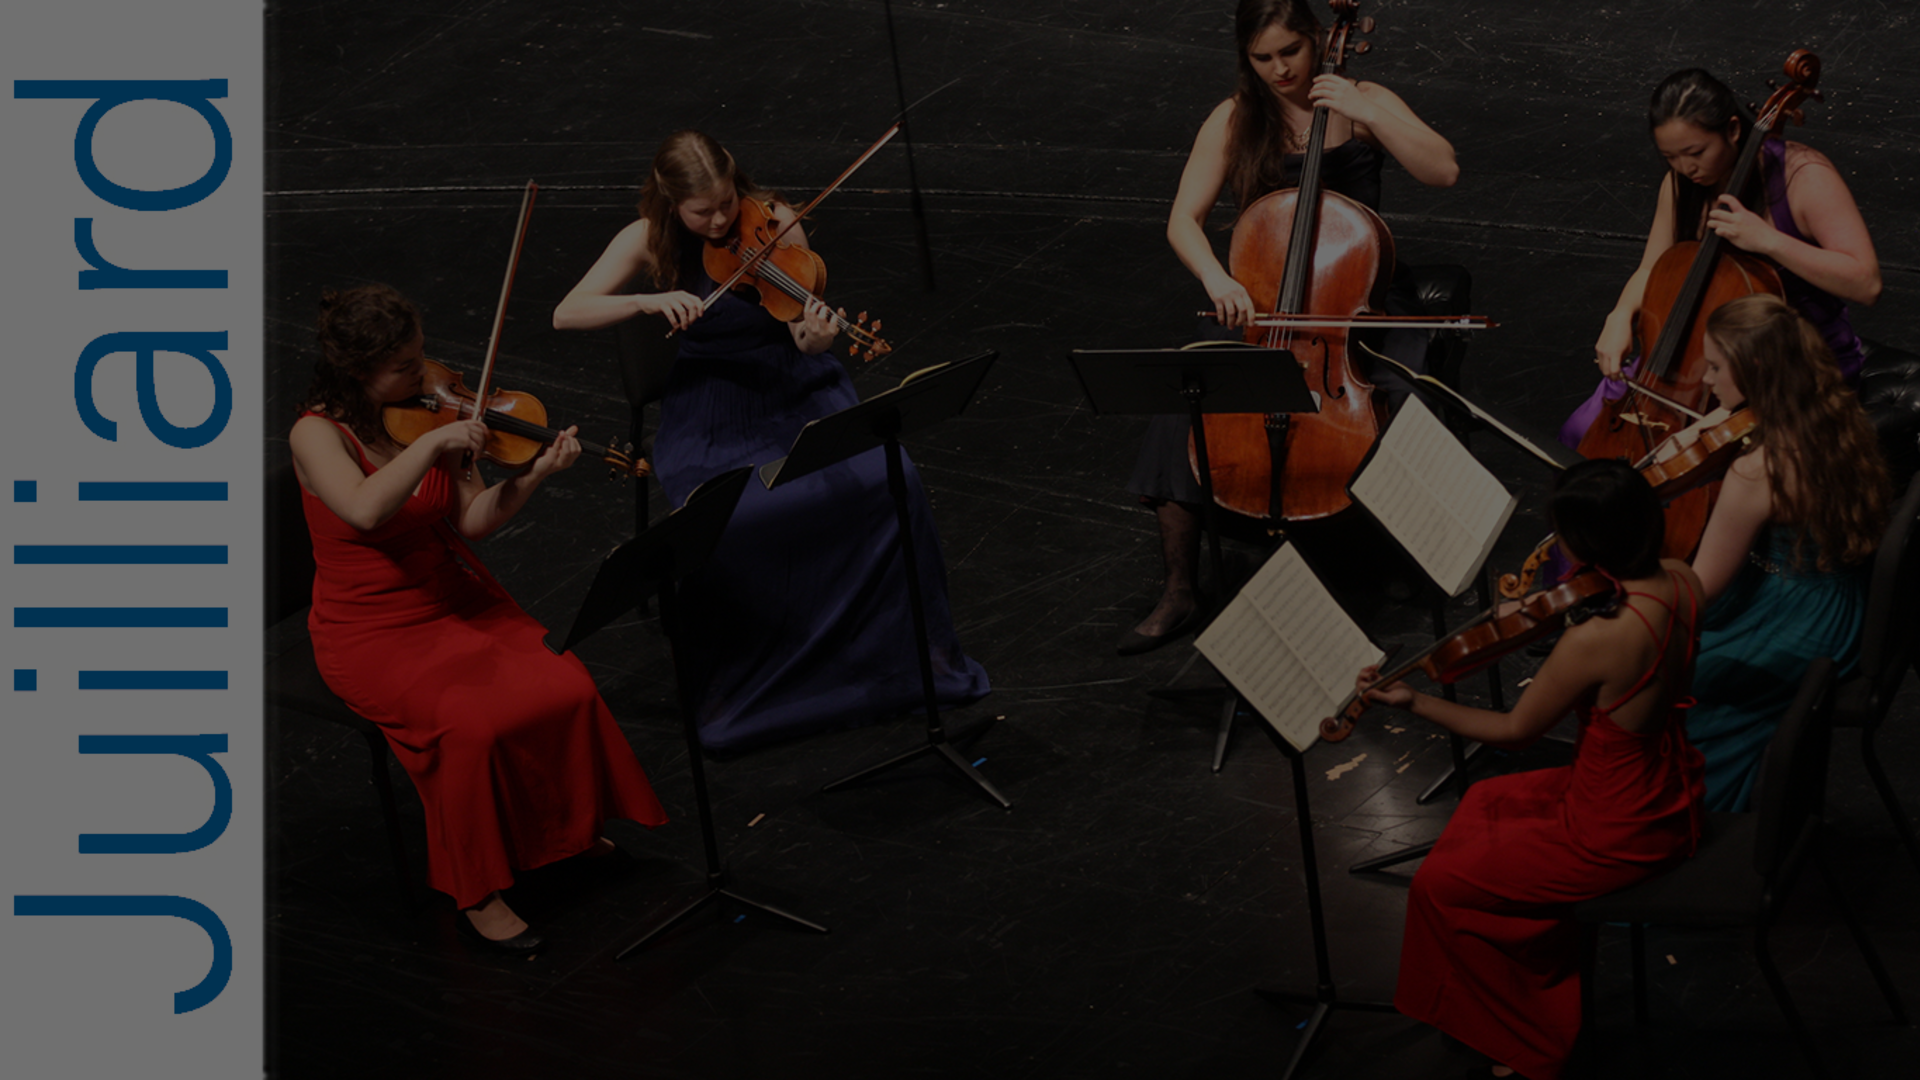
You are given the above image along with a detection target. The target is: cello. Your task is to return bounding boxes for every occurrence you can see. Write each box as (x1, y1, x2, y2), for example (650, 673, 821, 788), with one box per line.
(1190, 0, 1389, 522)
(1574, 50, 1822, 558)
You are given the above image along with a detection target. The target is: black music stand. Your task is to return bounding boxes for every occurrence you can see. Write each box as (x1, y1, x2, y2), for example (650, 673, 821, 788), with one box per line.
(1254, 718, 1399, 1079)
(762, 352, 1009, 808)
(545, 467, 829, 956)
(1069, 343, 1317, 771)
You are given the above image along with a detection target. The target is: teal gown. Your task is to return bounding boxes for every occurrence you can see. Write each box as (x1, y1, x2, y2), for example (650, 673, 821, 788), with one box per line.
(1687, 526, 1865, 811)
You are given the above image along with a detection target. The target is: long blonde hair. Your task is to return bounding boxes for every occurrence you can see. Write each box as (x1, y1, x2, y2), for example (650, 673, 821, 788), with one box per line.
(635, 130, 767, 289)
(1707, 294, 1888, 569)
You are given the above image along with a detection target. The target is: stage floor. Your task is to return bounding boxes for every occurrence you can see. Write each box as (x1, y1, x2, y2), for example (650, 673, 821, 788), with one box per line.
(265, 3, 1920, 1077)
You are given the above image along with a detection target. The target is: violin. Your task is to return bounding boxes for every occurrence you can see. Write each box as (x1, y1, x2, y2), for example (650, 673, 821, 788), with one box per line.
(379, 179, 649, 481)
(1320, 569, 1622, 742)
(1573, 50, 1820, 559)
(382, 358, 650, 480)
(1190, 0, 1388, 522)
(703, 196, 892, 360)
(1498, 405, 1757, 599)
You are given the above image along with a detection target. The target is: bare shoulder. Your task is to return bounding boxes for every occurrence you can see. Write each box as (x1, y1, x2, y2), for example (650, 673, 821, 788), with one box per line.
(1204, 97, 1238, 134)
(1728, 444, 1770, 482)
(1781, 140, 1837, 172)
(1659, 557, 1706, 599)
(608, 217, 652, 253)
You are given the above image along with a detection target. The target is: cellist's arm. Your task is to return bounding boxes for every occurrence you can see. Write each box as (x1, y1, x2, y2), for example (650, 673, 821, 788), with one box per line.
(1328, 80, 1458, 187)
(1595, 176, 1682, 379)
(1706, 144, 1880, 306)
(1168, 100, 1255, 328)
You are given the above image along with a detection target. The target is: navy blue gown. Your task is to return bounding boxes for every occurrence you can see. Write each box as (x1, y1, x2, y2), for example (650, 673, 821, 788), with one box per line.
(652, 246, 990, 752)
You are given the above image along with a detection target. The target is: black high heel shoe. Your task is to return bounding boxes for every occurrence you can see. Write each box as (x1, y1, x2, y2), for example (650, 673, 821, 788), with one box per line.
(1114, 603, 1205, 657)
(456, 912, 544, 956)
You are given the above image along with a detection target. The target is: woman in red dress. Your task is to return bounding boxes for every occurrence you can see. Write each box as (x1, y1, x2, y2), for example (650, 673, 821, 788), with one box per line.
(1358, 460, 1707, 1079)
(289, 284, 667, 953)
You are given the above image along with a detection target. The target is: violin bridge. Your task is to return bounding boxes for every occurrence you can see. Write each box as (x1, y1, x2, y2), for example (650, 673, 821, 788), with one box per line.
(1619, 411, 1671, 436)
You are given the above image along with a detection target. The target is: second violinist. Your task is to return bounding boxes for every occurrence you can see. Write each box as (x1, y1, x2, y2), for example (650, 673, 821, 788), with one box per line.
(553, 130, 989, 753)
(1120, 0, 1458, 655)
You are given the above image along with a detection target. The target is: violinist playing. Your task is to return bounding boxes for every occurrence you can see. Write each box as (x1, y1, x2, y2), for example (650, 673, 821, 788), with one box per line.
(289, 284, 668, 953)
(1563, 66, 1881, 446)
(1119, 0, 1459, 655)
(1679, 294, 1888, 810)
(553, 130, 989, 753)
(1359, 459, 1706, 1080)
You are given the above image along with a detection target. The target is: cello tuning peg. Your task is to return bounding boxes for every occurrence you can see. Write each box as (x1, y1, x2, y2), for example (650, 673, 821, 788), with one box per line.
(1359, 16, 1375, 32)
(1355, 41, 1372, 55)
(856, 311, 869, 323)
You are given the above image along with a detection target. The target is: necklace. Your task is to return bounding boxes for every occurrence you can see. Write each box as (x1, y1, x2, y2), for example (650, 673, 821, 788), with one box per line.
(1282, 126, 1309, 153)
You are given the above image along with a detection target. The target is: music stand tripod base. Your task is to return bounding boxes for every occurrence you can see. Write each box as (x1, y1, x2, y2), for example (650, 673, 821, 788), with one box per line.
(545, 467, 830, 956)
(765, 353, 1010, 810)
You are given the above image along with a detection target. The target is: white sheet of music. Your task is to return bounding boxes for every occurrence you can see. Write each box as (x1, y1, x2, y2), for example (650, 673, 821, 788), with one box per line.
(1350, 397, 1517, 596)
(1196, 545, 1384, 753)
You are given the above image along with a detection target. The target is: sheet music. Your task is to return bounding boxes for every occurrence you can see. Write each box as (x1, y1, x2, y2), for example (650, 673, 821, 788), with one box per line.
(1351, 397, 1518, 597)
(1197, 545, 1384, 752)
(1361, 344, 1577, 471)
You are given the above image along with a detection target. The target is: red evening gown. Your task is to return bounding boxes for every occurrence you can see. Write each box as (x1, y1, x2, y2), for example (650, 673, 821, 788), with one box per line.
(1395, 577, 1706, 1080)
(300, 415, 667, 909)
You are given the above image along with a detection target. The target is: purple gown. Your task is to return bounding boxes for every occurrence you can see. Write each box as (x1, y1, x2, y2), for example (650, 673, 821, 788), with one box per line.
(652, 245, 989, 752)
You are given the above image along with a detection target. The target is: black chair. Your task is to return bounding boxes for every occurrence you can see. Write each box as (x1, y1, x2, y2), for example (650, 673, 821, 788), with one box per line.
(1407, 263, 1474, 400)
(265, 459, 416, 902)
(1831, 470, 1920, 876)
(611, 311, 678, 534)
(1857, 337, 1920, 491)
(1574, 657, 1906, 1079)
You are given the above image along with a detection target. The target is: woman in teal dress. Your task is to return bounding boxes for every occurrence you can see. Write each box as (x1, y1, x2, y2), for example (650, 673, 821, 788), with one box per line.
(1685, 294, 1889, 810)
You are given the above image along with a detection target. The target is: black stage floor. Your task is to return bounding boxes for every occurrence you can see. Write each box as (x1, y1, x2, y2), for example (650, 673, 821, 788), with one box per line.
(265, 3, 1920, 1077)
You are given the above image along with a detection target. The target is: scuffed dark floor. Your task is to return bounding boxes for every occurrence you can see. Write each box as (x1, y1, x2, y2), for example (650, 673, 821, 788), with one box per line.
(266, 3, 1920, 1077)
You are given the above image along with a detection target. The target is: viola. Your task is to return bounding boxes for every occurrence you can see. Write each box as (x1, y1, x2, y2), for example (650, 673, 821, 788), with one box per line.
(1189, 0, 1388, 522)
(702, 195, 892, 360)
(381, 358, 650, 480)
(1573, 50, 1820, 559)
(1498, 405, 1758, 599)
(1320, 568, 1622, 742)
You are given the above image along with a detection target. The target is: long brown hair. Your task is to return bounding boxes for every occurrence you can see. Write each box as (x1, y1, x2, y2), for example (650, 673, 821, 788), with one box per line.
(302, 284, 419, 446)
(1706, 294, 1888, 569)
(1224, 0, 1323, 213)
(635, 130, 767, 289)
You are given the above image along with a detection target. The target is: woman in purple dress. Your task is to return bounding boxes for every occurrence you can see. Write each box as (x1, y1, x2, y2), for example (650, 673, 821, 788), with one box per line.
(554, 130, 988, 752)
(1563, 67, 1881, 444)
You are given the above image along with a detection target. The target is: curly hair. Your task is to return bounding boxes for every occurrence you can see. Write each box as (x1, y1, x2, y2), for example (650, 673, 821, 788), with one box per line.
(1223, 0, 1325, 214)
(301, 284, 420, 446)
(1706, 294, 1889, 569)
(634, 130, 769, 289)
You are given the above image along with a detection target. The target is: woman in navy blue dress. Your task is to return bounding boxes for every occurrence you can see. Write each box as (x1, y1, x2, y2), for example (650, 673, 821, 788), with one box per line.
(555, 130, 988, 752)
